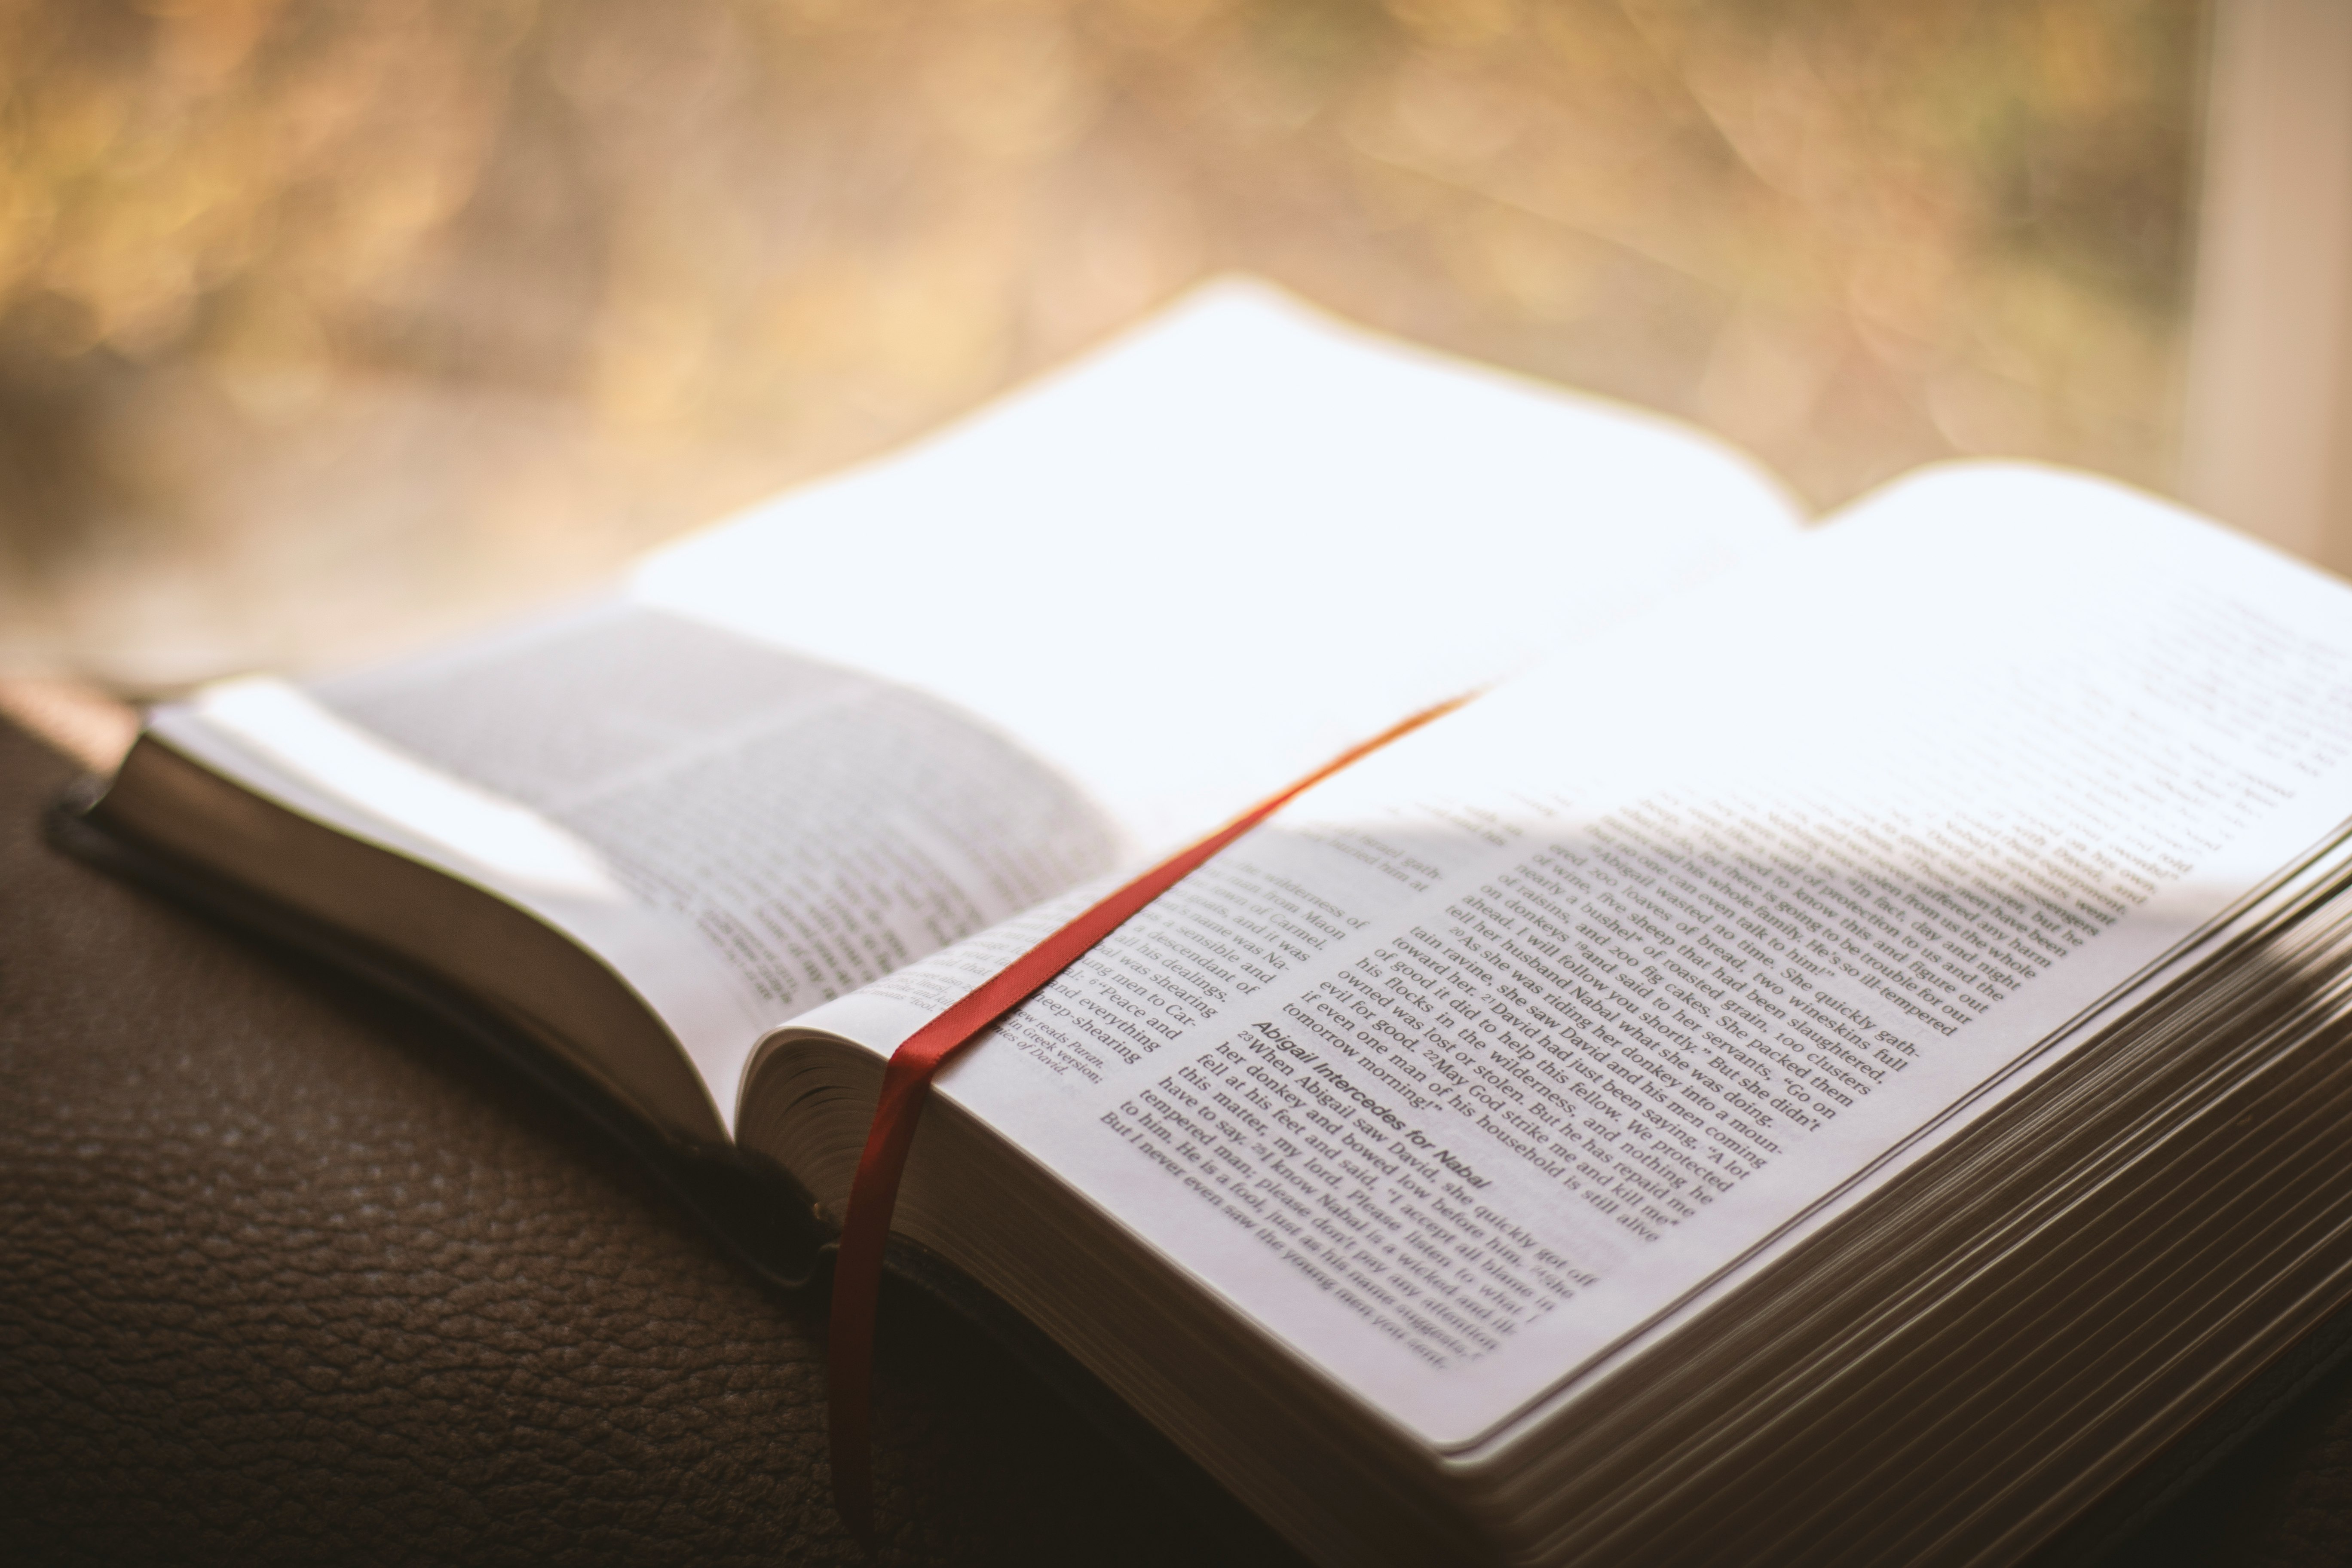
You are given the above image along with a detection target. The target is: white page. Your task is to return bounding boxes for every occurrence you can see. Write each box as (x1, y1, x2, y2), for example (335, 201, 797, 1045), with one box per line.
(145, 602, 1124, 1120)
(148, 279, 1800, 1123)
(779, 466, 2352, 1448)
(632, 278, 1803, 855)
(145, 682, 764, 1085)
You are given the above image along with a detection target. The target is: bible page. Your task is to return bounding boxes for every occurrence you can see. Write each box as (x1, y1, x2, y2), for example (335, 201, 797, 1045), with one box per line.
(145, 601, 1124, 1122)
(768, 466, 2352, 1449)
(631, 277, 1804, 857)
(147, 279, 1798, 1127)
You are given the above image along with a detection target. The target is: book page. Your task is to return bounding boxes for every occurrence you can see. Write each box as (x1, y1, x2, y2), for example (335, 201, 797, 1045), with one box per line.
(147, 277, 1803, 1128)
(632, 278, 1803, 856)
(149, 602, 1123, 1118)
(774, 467, 2352, 1449)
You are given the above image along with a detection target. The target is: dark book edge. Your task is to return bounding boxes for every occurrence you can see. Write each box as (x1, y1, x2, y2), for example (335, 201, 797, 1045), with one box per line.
(42, 780, 1290, 1559)
(2021, 1294, 2352, 1566)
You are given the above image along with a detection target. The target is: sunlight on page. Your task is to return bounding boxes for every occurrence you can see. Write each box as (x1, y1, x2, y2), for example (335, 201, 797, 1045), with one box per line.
(196, 676, 626, 902)
(773, 465, 2352, 1447)
(631, 279, 1804, 856)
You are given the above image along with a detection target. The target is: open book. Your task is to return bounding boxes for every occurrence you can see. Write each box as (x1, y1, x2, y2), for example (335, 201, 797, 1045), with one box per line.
(73, 282, 2352, 1566)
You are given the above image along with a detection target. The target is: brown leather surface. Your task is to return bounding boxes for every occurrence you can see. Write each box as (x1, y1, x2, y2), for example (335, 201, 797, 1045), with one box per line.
(0, 718, 1306, 1566)
(9, 707, 2352, 1567)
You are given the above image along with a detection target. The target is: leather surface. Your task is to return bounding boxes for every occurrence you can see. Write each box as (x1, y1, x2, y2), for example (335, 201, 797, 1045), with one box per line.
(0, 718, 1305, 1567)
(12, 709, 2352, 1567)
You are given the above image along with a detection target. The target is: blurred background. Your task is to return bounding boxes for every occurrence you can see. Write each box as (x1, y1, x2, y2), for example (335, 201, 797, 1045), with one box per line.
(0, 0, 2236, 692)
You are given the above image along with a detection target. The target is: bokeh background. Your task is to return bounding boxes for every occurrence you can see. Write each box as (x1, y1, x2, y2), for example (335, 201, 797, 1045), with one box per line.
(0, 0, 2206, 690)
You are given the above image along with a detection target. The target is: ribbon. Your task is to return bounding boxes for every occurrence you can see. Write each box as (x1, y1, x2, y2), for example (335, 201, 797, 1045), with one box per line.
(826, 693, 1474, 1542)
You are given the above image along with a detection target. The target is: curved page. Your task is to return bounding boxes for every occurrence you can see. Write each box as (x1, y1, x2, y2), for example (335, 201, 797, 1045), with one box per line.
(766, 468, 2352, 1449)
(634, 278, 1802, 856)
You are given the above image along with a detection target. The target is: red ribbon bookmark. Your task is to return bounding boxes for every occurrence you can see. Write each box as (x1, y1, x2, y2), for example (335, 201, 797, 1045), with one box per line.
(826, 693, 1474, 1543)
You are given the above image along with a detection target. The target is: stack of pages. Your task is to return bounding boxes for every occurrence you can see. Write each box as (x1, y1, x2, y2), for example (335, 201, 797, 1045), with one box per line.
(74, 282, 2352, 1566)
